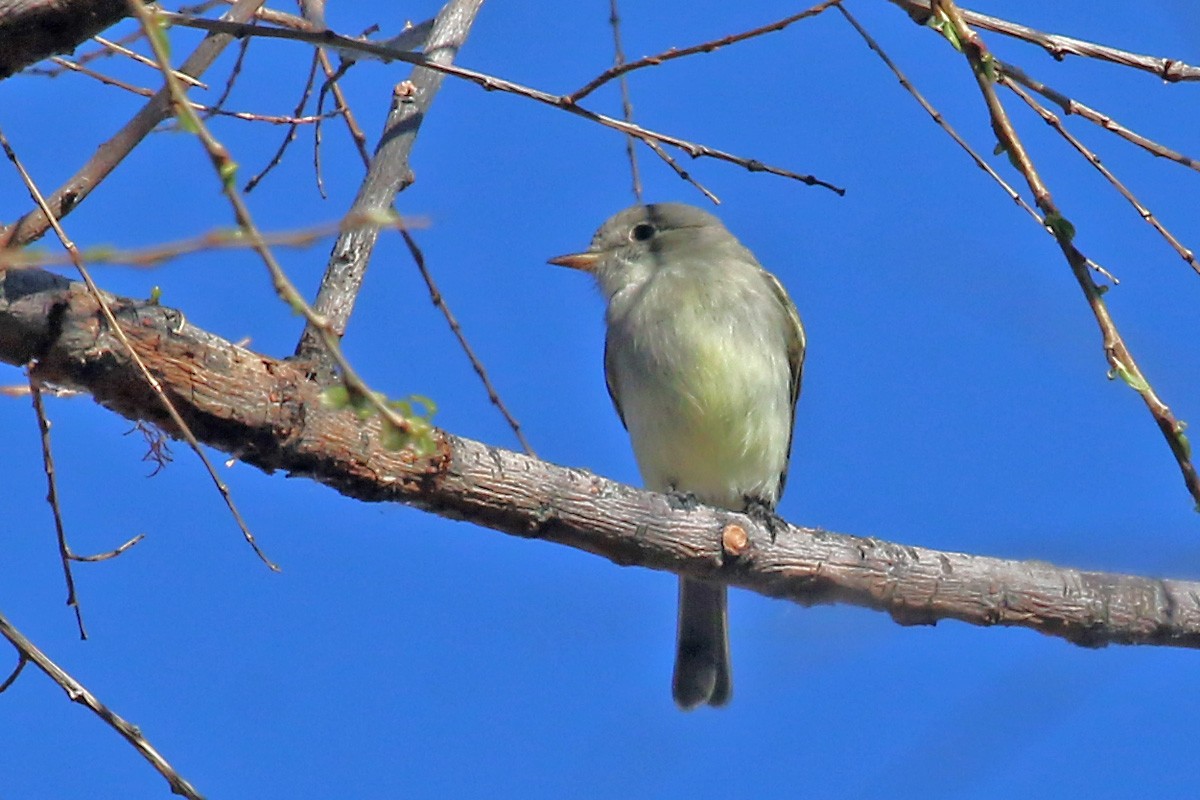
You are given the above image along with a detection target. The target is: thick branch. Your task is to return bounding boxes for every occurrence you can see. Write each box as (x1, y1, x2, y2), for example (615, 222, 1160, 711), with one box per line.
(0, 0, 144, 79)
(2, 265, 1200, 650)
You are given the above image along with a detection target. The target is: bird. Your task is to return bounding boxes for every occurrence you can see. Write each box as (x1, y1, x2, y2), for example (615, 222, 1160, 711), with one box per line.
(549, 202, 805, 709)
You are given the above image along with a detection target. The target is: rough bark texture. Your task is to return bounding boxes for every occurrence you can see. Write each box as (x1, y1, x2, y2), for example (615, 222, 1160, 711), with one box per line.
(3, 265, 1200, 650)
(0, 0, 142, 79)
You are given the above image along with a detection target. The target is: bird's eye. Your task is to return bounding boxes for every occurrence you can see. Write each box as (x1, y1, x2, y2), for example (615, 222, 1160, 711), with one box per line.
(630, 223, 656, 242)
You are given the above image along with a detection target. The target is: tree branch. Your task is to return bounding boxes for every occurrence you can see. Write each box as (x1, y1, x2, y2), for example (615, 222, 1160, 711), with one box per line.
(0, 0, 146, 79)
(3, 264, 1199, 651)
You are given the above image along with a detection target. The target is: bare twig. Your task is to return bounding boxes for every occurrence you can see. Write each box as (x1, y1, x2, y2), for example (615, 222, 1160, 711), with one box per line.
(930, 0, 1200, 507)
(0, 122, 279, 571)
(244, 48, 322, 192)
(607, 0, 643, 202)
(160, 12, 846, 195)
(28, 373, 87, 639)
(37, 57, 334, 124)
(569, 0, 843, 103)
(1000, 76, 1199, 275)
(837, 5, 1041, 226)
(0, 611, 203, 800)
(891, 0, 1200, 81)
(0, 654, 27, 694)
(839, 5, 1116, 283)
(71, 534, 146, 562)
(997, 60, 1200, 174)
(92, 35, 208, 88)
(0, 211, 427, 271)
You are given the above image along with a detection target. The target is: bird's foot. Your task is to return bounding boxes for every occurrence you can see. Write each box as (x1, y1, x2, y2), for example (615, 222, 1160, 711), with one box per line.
(666, 489, 700, 511)
(744, 497, 788, 543)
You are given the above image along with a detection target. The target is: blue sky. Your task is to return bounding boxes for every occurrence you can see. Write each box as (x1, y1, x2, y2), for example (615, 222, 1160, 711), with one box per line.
(3, 2, 1200, 797)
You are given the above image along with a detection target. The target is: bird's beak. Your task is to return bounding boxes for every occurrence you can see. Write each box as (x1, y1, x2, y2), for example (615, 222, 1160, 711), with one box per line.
(548, 251, 600, 272)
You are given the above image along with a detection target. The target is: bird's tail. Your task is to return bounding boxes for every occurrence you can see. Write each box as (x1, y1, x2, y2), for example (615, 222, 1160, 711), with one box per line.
(672, 577, 732, 709)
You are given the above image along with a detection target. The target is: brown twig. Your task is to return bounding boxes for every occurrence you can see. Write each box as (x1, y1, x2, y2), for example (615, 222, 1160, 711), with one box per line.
(0, 212, 424, 271)
(0, 610, 203, 799)
(37, 57, 334, 124)
(71, 534, 146, 562)
(568, 0, 843, 103)
(0, 121, 279, 571)
(1000, 75, 1199, 275)
(160, 12, 846, 195)
(92, 35, 208, 88)
(837, 5, 1041, 225)
(930, 0, 1200, 507)
(318, 47, 371, 166)
(839, 4, 1117, 284)
(997, 59, 1200, 174)
(607, 0, 642, 202)
(28, 373, 87, 639)
(891, 0, 1200, 82)
(244, 48, 322, 192)
(0, 654, 27, 694)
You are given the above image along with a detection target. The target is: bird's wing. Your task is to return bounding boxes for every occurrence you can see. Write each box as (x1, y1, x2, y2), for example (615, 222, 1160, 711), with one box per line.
(764, 269, 806, 497)
(603, 333, 629, 431)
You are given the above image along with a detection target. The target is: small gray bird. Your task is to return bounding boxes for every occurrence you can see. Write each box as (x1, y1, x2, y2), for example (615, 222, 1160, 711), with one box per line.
(549, 203, 805, 709)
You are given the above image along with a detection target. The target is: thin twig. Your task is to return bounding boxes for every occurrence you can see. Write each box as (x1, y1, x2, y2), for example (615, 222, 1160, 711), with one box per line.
(931, 0, 1200, 507)
(92, 35, 208, 88)
(837, 5, 1040, 225)
(0, 654, 27, 694)
(204, 26, 252, 117)
(997, 59, 1200, 174)
(569, 0, 843, 103)
(38, 58, 334, 124)
(160, 12, 846, 195)
(890, 0, 1200, 81)
(28, 373, 87, 640)
(839, 4, 1115, 283)
(607, 0, 642, 203)
(0, 611, 203, 800)
(644, 138, 720, 204)
(0, 212, 427, 271)
(0, 123, 280, 571)
(71, 534, 146, 562)
(318, 47, 371, 166)
(1000, 76, 1199, 275)
(244, 48, 322, 192)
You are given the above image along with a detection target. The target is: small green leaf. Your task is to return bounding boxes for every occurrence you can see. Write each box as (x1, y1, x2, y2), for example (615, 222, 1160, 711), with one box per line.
(409, 394, 437, 418)
(148, 286, 163, 305)
(219, 160, 238, 190)
(176, 110, 198, 133)
(147, 15, 172, 60)
(1044, 212, 1076, 244)
(321, 386, 351, 409)
(983, 54, 999, 82)
(380, 417, 411, 451)
(928, 15, 963, 52)
(1176, 428, 1192, 460)
(1110, 360, 1150, 392)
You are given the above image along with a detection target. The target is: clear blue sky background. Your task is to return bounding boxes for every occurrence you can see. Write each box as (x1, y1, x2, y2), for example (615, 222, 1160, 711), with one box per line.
(3, 2, 1200, 798)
